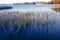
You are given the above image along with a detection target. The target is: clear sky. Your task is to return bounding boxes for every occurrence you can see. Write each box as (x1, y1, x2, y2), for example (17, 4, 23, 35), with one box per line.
(0, 0, 51, 4)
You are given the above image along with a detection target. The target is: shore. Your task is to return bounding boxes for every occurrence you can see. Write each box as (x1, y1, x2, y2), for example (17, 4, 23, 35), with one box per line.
(36, 4, 60, 12)
(36, 4, 60, 6)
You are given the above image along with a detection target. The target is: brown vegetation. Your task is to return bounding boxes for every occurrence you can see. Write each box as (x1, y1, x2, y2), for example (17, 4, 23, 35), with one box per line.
(52, 8, 60, 12)
(48, 0, 60, 12)
(48, 0, 60, 4)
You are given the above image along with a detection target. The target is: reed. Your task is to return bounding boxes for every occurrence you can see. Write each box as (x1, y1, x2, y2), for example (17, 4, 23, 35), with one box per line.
(0, 10, 59, 40)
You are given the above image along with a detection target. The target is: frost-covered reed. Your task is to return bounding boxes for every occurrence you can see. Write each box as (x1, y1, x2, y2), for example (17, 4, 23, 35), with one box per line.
(0, 10, 57, 33)
(0, 10, 60, 40)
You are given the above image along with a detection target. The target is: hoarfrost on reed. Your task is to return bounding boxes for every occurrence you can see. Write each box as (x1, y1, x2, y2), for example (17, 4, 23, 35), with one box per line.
(0, 10, 57, 34)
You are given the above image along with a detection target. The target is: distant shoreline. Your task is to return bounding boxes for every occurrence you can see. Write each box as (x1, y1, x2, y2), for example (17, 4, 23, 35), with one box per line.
(36, 4, 60, 6)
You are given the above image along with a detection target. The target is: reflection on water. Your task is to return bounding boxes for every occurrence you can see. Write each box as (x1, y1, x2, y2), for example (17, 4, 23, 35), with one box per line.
(52, 8, 60, 12)
(0, 5, 60, 40)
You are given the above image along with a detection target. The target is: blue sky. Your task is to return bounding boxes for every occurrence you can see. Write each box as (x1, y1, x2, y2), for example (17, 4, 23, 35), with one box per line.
(0, 0, 51, 4)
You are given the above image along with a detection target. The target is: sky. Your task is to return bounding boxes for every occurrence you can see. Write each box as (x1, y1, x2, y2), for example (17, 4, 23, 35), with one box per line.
(0, 0, 51, 4)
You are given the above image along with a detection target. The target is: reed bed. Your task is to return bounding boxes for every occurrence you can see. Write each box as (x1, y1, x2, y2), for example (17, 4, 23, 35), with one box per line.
(0, 11, 57, 32)
(0, 10, 59, 40)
